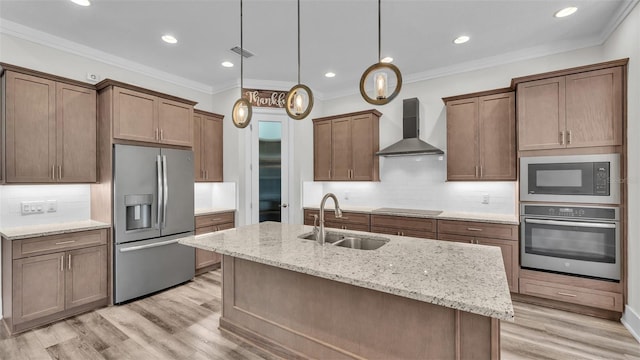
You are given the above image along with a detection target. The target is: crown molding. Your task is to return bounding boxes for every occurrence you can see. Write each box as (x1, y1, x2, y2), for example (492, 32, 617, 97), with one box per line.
(0, 18, 215, 94)
(598, 0, 640, 43)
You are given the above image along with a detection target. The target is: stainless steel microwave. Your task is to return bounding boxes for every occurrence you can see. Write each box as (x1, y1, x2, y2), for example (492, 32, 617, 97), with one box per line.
(520, 154, 620, 204)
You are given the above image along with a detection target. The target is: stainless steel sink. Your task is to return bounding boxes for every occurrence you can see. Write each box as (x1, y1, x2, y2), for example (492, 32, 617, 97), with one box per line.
(333, 236, 389, 250)
(298, 231, 389, 250)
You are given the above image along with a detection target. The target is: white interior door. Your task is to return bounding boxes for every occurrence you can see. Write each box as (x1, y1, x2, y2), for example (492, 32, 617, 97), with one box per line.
(249, 110, 291, 224)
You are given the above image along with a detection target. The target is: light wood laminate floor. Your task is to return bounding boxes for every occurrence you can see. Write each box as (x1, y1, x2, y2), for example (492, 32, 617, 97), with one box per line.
(1, 269, 638, 360)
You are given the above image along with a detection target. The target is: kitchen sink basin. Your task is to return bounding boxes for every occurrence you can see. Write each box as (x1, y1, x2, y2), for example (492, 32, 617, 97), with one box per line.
(298, 231, 389, 250)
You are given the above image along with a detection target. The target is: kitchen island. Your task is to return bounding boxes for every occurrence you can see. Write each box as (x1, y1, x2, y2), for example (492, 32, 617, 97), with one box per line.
(179, 222, 514, 359)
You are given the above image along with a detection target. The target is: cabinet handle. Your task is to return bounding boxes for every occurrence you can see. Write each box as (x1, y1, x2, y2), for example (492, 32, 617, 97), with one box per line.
(466, 227, 483, 232)
(557, 292, 577, 297)
(58, 165, 62, 180)
(52, 165, 55, 180)
(160, 129, 164, 140)
(567, 130, 572, 145)
(401, 232, 404, 236)
(55, 240, 76, 245)
(480, 166, 483, 178)
(60, 256, 64, 272)
(328, 170, 331, 178)
(475, 166, 479, 178)
(205, 170, 209, 179)
(559, 131, 565, 145)
(68, 254, 72, 270)
(155, 128, 159, 140)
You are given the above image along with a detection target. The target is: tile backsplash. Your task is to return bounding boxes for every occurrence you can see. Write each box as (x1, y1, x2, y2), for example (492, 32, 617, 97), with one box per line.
(0, 185, 91, 228)
(194, 182, 237, 210)
(303, 155, 516, 215)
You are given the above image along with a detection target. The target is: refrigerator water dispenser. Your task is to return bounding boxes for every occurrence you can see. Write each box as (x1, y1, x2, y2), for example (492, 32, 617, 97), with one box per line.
(125, 194, 153, 231)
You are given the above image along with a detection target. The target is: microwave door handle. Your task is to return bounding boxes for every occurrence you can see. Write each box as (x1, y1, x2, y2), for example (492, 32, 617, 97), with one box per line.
(162, 155, 168, 228)
(156, 155, 163, 229)
(525, 219, 617, 229)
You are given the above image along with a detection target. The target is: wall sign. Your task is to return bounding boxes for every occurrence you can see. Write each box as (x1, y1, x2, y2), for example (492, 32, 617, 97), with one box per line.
(243, 88, 287, 108)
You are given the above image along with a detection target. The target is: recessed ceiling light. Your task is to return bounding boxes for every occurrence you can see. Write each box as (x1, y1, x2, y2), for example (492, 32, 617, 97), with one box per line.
(161, 35, 178, 44)
(70, 0, 90, 6)
(554, 7, 578, 18)
(325, 72, 336, 78)
(381, 57, 393, 63)
(221, 61, 234, 68)
(453, 35, 470, 44)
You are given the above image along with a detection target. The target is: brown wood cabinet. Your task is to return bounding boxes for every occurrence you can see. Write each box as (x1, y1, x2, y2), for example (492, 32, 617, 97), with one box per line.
(194, 110, 224, 182)
(370, 214, 437, 239)
(194, 211, 235, 274)
(2, 229, 109, 334)
(437, 219, 519, 293)
(303, 209, 370, 232)
(97, 79, 196, 148)
(444, 90, 516, 181)
(515, 64, 624, 151)
(313, 110, 381, 181)
(1, 66, 97, 183)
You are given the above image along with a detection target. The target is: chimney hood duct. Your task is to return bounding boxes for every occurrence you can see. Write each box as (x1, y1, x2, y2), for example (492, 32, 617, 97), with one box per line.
(376, 98, 444, 156)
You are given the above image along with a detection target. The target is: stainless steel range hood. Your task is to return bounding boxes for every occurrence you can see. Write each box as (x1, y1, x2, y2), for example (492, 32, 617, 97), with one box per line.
(376, 98, 444, 156)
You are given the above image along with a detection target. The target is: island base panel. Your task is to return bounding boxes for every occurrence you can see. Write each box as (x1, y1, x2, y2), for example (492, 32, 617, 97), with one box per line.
(220, 256, 500, 360)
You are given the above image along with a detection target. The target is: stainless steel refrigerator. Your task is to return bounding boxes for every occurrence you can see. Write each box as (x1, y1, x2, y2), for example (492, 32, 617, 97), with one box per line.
(113, 144, 195, 303)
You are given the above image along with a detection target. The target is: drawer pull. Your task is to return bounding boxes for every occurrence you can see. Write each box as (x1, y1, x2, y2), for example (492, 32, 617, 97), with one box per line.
(55, 240, 76, 245)
(60, 256, 64, 272)
(466, 227, 483, 231)
(340, 217, 349, 220)
(68, 254, 72, 270)
(557, 292, 577, 297)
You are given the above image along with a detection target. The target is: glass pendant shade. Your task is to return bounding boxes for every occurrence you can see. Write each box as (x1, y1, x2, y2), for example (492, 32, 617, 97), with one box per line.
(359, 62, 402, 105)
(286, 84, 313, 120)
(232, 98, 252, 128)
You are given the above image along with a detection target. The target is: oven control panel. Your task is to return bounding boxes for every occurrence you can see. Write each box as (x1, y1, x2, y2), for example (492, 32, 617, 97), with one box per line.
(522, 204, 618, 220)
(594, 162, 611, 195)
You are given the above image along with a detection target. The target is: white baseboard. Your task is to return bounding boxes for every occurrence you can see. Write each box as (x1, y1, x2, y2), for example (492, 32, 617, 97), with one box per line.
(622, 305, 640, 343)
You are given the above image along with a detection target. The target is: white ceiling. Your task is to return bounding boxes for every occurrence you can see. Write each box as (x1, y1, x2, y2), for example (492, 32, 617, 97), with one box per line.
(0, 0, 637, 98)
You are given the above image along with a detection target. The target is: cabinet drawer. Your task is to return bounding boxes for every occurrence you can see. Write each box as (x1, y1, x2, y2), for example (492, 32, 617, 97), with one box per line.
(13, 229, 108, 259)
(304, 210, 370, 226)
(371, 215, 436, 232)
(325, 222, 370, 232)
(519, 278, 623, 312)
(370, 226, 435, 239)
(437, 233, 475, 244)
(195, 212, 235, 228)
(195, 226, 216, 235)
(437, 220, 518, 240)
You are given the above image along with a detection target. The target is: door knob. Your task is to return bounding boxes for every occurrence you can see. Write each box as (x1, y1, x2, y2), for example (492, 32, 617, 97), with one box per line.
(279, 204, 288, 208)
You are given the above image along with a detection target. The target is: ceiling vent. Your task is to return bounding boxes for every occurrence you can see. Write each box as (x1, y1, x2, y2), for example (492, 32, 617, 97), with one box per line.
(230, 46, 255, 58)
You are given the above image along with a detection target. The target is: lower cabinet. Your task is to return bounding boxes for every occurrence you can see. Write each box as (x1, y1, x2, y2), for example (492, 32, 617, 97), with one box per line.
(2, 229, 109, 334)
(437, 220, 519, 293)
(195, 211, 235, 274)
(303, 209, 370, 232)
(370, 215, 437, 239)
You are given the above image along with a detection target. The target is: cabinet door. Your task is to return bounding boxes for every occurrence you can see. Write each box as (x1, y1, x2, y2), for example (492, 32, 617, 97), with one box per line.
(331, 117, 352, 180)
(5, 71, 56, 183)
(446, 97, 478, 180)
(158, 98, 193, 147)
(202, 115, 223, 182)
(313, 120, 332, 180)
(476, 238, 519, 293)
(113, 87, 158, 143)
(13, 252, 65, 324)
(517, 76, 566, 150)
(56, 83, 97, 183)
(350, 114, 378, 181)
(65, 245, 108, 309)
(478, 92, 516, 180)
(565, 67, 623, 148)
(193, 112, 204, 181)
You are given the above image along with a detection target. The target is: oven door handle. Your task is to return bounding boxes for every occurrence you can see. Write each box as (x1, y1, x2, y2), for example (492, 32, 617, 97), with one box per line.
(525, 219, 617, 229)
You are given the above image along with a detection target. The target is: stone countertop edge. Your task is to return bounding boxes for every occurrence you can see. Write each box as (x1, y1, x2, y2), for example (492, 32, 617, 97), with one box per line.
(195, 208, 236, 216)
(179, 222, 515, 322)
(1, 220, 112, 240)
(305, 206, 519, 224)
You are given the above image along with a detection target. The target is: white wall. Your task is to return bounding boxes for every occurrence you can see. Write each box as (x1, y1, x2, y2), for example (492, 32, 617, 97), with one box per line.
(602, 3, 640, 340)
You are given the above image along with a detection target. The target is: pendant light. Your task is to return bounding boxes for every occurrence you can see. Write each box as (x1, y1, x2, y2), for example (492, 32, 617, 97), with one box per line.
(359, 0, 402, 105)
(232, 0, 252, 128)
(285, 0, 314, 120)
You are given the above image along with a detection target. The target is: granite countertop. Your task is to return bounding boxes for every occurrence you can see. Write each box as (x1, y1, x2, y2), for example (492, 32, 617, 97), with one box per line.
(195, 208, 236, 216)
(0, 220, 111, 240)
(179, 222, 514, 321)
(306, 206, 519, 224)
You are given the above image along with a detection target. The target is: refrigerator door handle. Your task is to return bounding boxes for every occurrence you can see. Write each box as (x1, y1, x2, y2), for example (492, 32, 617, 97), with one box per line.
(157, 155, 163, 229)
(162, 155, 168, 228)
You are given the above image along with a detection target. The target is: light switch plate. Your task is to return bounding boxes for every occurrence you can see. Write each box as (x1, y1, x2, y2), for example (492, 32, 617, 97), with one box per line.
(47, 200, 58, 213)
(481, 194, 490, 205)
(21, 201, 46, 215)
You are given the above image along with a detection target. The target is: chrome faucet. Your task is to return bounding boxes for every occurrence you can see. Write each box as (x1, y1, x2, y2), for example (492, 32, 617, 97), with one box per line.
(318, 193, 342, 245)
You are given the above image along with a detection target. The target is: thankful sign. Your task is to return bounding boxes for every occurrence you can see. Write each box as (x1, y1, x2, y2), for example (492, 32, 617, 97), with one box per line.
(243, 88, 287, 108)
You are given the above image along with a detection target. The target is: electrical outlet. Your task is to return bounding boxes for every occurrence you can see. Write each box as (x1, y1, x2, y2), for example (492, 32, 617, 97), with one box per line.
(344, 191, 350, 200)
(21, 201, 45, 215)
(481, 194, 490, 205)
(47, 200, 58, 213)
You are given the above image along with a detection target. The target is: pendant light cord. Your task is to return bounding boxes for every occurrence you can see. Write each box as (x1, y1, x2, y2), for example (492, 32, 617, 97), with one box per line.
(297, 0, 301, 84)
(378, 0, 381, 62)
(240, 0, 244, 96)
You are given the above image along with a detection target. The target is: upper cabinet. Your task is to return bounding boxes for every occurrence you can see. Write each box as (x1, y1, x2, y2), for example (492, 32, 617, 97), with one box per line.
(98, 80, 196, 148)
(313, 110, 381, 181)
(1, 65, 97, 183)
(194, 110, 224, 182)
(444, 90, 516, 181)
(514, 61, 625, 152)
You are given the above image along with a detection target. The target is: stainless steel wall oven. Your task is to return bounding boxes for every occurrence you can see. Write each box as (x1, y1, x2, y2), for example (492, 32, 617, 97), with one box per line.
(520, 203, 620, 281)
